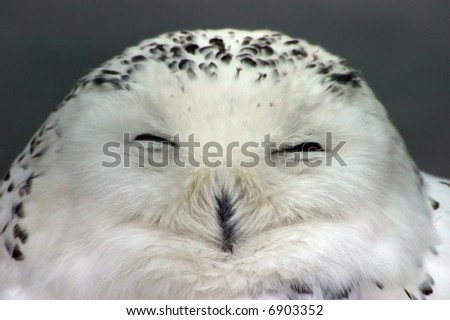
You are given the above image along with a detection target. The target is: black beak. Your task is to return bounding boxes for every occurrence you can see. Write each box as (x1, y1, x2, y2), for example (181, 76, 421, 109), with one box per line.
(216, 192, 235, 253)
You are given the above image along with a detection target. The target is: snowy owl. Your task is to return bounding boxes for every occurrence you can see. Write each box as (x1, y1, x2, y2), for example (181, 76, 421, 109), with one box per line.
(1, 29, 449, 299)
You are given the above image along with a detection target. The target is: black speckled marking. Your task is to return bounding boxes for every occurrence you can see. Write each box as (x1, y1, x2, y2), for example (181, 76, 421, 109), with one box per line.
(419, 282, 433, 296)
(32, 148, 47, 159)
(221, 53, 232, 64)
(330, 71, 361, 87)
(178, 59, 194, 70)
(375, 281, 384, 290)
(256, 73, 267, 82)
(242, 36, 252, 46)
(291, 282, 313, 295)
(12, 202, 25, 218)
(102, 69, 121, 75)
(13, 224, 28, 244)
(404, 289, 417, 300)
(19, 177, 32, 197)
(209, 37, 225, 49)
(284, 39, 299, 45)
(131, 55, 146, 63)
(44, 30, 367, 119)
(93, 77, 124, 90)
(3, 171, 10, 181)
(317, 63, 333, 75)
(7, 183, 14, 192)
(12, 244, 24, 261)
(431, 199, 440, 210)
(184, 43, 199, 54)
(241, 57, 257, 67)
(170, 46, 183, 57)
(259, 45, 274, 56)
(291, 47, 308, 58)
(325, 287, 352, 300)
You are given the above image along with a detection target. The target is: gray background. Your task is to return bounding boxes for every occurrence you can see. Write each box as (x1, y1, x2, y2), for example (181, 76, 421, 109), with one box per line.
(1, 0, 449, 177)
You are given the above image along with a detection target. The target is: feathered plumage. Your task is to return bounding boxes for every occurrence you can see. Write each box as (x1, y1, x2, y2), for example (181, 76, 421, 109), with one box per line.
(1, 29, 449, 299)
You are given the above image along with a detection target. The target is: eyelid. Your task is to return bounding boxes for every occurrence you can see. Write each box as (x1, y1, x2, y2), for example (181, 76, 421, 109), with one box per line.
(278, 142, 324, 153)
(134, 133, 176, 146)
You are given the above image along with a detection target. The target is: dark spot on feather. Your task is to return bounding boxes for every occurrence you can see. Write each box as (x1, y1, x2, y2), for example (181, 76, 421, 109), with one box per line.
(317, 63, 333, 74)
(375, 281, 384, 290)
(184, 43, 199, 54)
(209, 37, 225, 49)
(13, 224, 28, 244)
(221, 53, 232, 64)
(330, 71, 361, 87)
(3, 171, 10, 181)
(419, 282, 433, 296)
(32, 148, 47, 159)
(131, 55, 146, 63)
(260, 45, 274, 55)
(12, 244, 24, 261)
(19, 176, 33, 197)
(178, 59, 193, 70)
(284, 39, 299, 45)
(241, 57, 257, 67)
(291, 282, 313, 295)
(12, 202, 24, 218)
(431, 199, 440, 210)
(93, 77, 123, 90)
(256, 59, 270, 66)
(242, 36, 252, 46)
(256, 73, 267, 81)
(170, 46, 183, 57)
(291, 48, 308, 58)
(333, 288, 350, 300)
(102, 69, 121, 75)
(404, 289, 417, 300)
(167, 61, 177, 70)
(7, 183, 14, 192)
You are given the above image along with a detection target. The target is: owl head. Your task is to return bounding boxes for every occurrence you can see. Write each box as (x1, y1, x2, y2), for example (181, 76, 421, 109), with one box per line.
(1, 29, 436, 298)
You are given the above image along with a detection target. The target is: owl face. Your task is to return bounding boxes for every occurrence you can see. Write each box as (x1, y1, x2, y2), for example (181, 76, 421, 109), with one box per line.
(3, 30, 434, 299)
(50, 29, 421, 253)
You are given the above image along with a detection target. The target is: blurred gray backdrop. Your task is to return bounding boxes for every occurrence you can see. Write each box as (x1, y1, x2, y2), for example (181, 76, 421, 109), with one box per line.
(1, 0, 449, 176)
